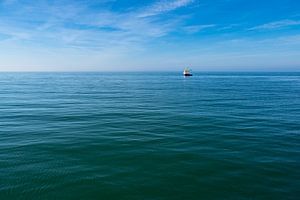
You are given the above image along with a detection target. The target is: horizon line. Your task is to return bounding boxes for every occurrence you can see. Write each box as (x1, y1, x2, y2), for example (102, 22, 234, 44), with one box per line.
(0, 70, 299, 73)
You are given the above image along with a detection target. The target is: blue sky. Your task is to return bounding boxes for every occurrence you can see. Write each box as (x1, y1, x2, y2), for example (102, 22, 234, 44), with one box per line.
(0, 0, 300, 71)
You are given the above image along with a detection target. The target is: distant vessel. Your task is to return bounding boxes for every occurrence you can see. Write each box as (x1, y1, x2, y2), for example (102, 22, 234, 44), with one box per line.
(183, 68, 192, 76)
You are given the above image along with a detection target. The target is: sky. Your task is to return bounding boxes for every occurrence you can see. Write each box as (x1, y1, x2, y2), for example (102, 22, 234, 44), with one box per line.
(0, 0, 300, 71)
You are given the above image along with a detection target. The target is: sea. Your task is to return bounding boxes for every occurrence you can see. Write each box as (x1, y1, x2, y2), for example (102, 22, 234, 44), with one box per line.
(0, 72, 299, 200)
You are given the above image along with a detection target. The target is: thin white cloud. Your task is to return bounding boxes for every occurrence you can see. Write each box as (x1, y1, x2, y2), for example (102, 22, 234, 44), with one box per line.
(138, 0, 194, 17)
(183, 24, 216, 33)
(0, 0, 194, 51)
(249, 20, 300, 30)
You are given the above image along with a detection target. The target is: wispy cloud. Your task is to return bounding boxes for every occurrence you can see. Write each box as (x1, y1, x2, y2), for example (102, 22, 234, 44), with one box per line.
(183, 24, 216, 33)
(0, 0, 196, 51)
(249, 19, 300, 30)
(138, 0, 194, 17)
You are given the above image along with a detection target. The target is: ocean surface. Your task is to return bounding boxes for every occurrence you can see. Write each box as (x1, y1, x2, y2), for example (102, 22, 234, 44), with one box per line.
(0, 72, 299, 200)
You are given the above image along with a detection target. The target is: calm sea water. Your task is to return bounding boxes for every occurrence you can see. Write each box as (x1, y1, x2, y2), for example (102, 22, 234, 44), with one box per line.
(0, 72, 299, 200)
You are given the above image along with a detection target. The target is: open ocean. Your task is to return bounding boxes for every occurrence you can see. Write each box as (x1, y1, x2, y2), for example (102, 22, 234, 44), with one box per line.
(0, 72, 299, 200)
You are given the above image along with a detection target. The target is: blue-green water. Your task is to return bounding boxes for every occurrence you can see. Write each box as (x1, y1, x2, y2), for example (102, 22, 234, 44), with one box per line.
(0, 72, 299, 200)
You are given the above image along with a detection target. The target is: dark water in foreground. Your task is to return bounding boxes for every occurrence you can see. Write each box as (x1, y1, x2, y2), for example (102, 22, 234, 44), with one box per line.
(0, 72, 299, 200)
